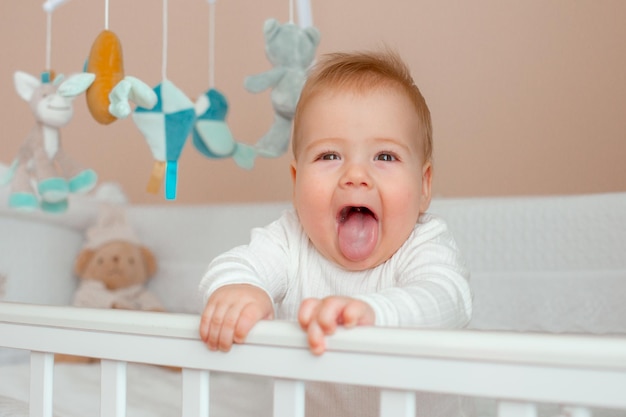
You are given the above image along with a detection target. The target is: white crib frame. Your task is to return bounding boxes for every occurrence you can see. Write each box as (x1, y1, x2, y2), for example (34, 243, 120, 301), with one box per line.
(1, 302, 625, 417)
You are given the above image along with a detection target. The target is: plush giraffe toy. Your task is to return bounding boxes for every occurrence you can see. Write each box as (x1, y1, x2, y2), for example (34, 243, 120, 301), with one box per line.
(1, 71, 97, 212)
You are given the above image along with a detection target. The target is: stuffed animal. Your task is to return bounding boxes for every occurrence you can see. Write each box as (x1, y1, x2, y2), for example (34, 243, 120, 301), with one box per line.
(244, 18, 320, 158)
(1, 71, 97, 212)
(72, 205, 163, 311)
(56, 205, 164, 364)
(59, 30, 158, 125)
(193, 88, 257, 170)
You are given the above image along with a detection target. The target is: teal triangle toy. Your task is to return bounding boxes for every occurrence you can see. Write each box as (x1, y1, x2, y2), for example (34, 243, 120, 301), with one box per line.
(132, 80, 195, 200)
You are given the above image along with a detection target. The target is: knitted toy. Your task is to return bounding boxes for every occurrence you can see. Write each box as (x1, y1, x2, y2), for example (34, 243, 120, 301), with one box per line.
(59, 30, 158, 125)
(72, 204, 163, 312)
(192, 2, 257, 170)
(129, 0, 196, 200)
(193, 88, 256, 170)
(132, 80, 196, 199)
(244, 18, 320, 158)
(1, 71, 97, 212)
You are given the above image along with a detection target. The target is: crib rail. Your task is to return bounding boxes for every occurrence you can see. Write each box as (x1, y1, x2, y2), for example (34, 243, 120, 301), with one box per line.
(1, 301, 626, 417)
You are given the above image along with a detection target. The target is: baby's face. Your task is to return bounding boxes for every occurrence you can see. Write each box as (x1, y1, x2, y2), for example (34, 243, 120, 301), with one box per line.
(291, 87, 432, 271)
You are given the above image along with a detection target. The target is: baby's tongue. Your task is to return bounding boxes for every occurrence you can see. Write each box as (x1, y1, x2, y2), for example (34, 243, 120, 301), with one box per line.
(338, 208, 378, 262)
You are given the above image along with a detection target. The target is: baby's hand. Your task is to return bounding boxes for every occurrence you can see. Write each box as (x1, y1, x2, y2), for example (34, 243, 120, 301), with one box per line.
(199, 284, 273, 352)
(298, 296, 375, 355)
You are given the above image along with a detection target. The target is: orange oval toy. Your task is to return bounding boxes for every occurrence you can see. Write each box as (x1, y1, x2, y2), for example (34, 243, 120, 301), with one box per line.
(86, 30, 125, 125)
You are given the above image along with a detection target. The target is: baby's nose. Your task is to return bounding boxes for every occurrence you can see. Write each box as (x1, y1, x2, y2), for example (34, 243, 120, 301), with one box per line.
(341, 163, 372, 188)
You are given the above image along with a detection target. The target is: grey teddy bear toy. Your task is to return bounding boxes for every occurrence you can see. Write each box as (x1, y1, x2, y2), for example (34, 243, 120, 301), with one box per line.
(244, 18, 321, 158)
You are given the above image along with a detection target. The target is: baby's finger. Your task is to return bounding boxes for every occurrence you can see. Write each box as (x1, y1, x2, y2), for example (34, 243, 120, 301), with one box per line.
(233, 303, 267, 344)
(206, 303, 230, 351)
(199, 303, 216, 342)
(341, 300, 365, 328)
(316, 298, 345, 334)
(298, 298, 320, 329)
(306, 320, 326, 355)
(217, 306, 241, 352)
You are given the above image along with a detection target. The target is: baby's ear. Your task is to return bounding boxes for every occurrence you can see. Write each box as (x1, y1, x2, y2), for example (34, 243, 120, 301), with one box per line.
(74, 249, 95, 277)
(419, 162, 433, 213)
(140, 247, 157, 278)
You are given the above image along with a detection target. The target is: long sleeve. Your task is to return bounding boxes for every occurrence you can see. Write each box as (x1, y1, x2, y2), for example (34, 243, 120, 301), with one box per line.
(354, 214, 472, 329)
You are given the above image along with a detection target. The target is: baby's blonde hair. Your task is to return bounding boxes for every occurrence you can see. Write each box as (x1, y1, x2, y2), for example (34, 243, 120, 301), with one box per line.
(292, 49, 433, 161)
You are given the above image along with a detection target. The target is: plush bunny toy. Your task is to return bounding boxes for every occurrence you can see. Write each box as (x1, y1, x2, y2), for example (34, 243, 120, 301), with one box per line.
(1, 71, 97, 212)
(244, 18, 320, 158)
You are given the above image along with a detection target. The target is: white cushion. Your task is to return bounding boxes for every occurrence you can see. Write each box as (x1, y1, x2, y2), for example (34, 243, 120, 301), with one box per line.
(429, 193, 626, 272)
(129, 202, 290, 313)
(469, 269, 626, 333)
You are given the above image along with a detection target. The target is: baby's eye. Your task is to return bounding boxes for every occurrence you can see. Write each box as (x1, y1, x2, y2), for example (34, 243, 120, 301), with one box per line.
(375, 153, 397, 162)
(318, 152, 340, 161)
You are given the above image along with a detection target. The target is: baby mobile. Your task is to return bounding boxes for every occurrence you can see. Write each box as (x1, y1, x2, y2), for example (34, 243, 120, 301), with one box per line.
(192, 0, 256, 171)
(2, 0, 321, 207)
(133, 0, 320, 199)
(0, 0, 99, 213)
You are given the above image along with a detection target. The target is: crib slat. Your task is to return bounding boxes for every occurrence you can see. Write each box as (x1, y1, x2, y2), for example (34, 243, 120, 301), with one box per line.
(273, 379, 305, 417)
(182, 368, 210, 417)
(380, 389, 415, 417)
(30, 351, 54, 417)
(498, 401, 537, 417)
(101, 360, 127, 417)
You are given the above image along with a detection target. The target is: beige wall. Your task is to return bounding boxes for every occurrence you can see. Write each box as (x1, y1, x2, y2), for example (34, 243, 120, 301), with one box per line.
(1, 1, 625, 205)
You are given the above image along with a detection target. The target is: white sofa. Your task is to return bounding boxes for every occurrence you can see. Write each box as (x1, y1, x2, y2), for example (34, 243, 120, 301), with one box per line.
(1, 186, 625, 337)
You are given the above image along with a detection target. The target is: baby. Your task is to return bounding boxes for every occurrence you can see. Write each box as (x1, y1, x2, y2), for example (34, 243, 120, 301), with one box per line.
(199, 49, 472, 417)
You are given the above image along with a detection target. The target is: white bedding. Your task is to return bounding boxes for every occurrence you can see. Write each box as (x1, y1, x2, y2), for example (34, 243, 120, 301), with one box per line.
(0, 360, 273, 417)
(0, 396, 27, 417)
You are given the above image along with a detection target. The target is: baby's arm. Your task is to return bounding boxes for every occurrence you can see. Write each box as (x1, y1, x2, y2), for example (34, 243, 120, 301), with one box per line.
(200, 284, 274, 352)
(298, 296, 375, 355)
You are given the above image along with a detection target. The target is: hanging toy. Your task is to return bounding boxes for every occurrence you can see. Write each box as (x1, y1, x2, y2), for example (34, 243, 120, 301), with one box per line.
(1, 1, 97, 212)
(193, 0, 256, 170)
(244, 11, 320, 158)
(59, 0, 157, 124)
(132, 0, 195, 200)
(193, 89, 256, 170)
(133, 81, 195, 200)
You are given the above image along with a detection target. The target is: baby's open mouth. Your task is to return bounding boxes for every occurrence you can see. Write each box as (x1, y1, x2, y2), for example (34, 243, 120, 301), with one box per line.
(337, 206, 378, 262)
(338, 206, 377, 223)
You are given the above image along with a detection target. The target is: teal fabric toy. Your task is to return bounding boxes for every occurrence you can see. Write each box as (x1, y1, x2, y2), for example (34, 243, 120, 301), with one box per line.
(244, 18, 320, 158)
(193, 88, 256, 170)
(132, 80, 196, 200)
(1, 71, 97, 212)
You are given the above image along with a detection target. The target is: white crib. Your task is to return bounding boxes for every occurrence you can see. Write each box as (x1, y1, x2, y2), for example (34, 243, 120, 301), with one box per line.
(1, 188, 625, 417)
(1, 302, 625, 417)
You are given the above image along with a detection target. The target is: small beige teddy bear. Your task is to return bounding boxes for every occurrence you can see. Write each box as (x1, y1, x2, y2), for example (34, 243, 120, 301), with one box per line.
(72, 204, 163, 311)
